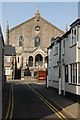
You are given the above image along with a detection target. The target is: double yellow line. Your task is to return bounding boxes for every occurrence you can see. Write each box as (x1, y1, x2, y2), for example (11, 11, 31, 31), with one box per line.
(28, 84, 68, 120)
(4, 83, 14, 120)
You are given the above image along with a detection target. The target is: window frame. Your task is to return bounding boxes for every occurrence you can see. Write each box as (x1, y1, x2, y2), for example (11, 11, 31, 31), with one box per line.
(35, 37, 40, 47)
(71, 28, 77, 46)
(65, 65, 68, 82)
(4, 56, 10, 63)
(53, 66, 59, 81)
(70, 63, 77, 84)
(19, 36, 24, 47)
(5, 67, 10, 75)
(53, 42, 58, 55)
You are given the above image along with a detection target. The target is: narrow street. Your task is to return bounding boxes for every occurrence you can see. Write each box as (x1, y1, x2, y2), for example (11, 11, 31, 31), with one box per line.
(13, 82, 57, 119)
(4, 81, 72, 119)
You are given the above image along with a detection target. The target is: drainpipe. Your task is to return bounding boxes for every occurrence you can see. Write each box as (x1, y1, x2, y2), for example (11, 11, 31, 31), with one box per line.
(58, 42, 61, 95)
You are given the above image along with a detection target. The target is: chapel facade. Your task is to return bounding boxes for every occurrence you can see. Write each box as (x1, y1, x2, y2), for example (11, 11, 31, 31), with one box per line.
(6, 8, 64, 80)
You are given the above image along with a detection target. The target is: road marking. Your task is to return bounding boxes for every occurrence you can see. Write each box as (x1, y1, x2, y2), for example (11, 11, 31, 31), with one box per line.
(10, 83, 14, 119)
(27, 84, 68, 120)
(40, 97, 63, 119)
(4, 84, 12, 120)
(4, 83, 14, 120)
(36, 91, 67, 120)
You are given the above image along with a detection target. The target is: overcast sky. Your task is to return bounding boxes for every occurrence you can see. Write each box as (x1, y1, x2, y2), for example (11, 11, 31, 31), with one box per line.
(2, 2, 78, 43)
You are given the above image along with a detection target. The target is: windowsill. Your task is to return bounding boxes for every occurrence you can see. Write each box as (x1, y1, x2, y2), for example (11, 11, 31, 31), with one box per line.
(69, 83, 80, 86)
(70, 43, 77, 48)
(53, 80, 58, 82)
(53, 53, 58, 56)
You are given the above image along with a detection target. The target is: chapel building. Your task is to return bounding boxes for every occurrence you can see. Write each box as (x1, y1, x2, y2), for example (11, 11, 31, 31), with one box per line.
(6, 8, 64, 80)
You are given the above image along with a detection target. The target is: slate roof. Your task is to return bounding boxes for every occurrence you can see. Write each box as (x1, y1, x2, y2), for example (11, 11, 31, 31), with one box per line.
(4, 45, 16, 56)
(48, 30, 71, 50)
(70, 19, 80, 28)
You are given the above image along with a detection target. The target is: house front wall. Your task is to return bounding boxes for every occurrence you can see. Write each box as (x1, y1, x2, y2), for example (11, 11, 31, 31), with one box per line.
(4, 55, 15, 80)
(61, 27, 80, 95)
(48, 21, 80, 96)
(48, 43, 60, 89)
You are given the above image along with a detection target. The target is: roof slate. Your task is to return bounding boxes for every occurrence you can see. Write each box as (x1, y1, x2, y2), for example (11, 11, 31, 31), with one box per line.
(4, 45, 16, 56)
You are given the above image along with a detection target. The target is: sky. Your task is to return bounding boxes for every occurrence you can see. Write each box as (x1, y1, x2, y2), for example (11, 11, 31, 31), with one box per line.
(2, 2, 78, 43)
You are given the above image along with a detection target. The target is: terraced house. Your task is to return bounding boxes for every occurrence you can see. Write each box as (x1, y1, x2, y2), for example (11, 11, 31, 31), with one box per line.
(4, 45, 16, 80)
(6, 8, 64, 80)
(47, 19, 80, 97)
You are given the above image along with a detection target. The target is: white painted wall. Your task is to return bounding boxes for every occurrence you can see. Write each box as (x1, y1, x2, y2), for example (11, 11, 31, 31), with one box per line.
(48, 22, 80, 95)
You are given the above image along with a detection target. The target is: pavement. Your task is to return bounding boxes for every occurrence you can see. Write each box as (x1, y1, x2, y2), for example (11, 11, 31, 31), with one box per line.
(30, 83, 80, 119)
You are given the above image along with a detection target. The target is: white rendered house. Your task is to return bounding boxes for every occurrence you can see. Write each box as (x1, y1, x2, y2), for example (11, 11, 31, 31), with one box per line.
(47, 19, 80, 96)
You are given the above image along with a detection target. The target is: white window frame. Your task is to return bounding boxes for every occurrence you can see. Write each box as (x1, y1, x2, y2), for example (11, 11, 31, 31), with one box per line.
(54, 42, 58, 55)
(53, 66, 59, 81)
(70, 63, 77, 84)
(71, 28, 77, 46)
(62, 39, 65, 55)
(4, 56, 10, 63)
(5, 67, 10, 75)
(78, 63, 80, 84)
(78, 25, 80, 41)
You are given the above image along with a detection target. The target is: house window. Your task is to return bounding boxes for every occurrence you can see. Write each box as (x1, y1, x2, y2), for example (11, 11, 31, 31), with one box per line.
(54, 42, 58, 55)
(4, 56, 10, 63)
(53, 66, 59, 81)
(35, 37, 40, 47)
(70, 63, 77, 84)
(71, 29, 76, 46)
(28, 56, 33, 67)
(63, 40, 65, 48)
(18, 57, 19, 63)
(78, 63, 80, 83)
(62, 40, 65, 55)
(5, 67, 10, 75)
(19, 36, 24, 46)
(65, 65, 68, 82)
(78, 26, 80, 41)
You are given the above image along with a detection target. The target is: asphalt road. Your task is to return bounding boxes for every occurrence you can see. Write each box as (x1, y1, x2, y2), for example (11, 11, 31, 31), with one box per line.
(12, 82, 60, 119)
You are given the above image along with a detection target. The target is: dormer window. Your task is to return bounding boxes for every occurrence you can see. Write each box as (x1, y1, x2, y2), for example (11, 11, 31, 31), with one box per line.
(19, 36, 24, 46)
(71, 28, 76, 46)
(54, 42, 58, 55)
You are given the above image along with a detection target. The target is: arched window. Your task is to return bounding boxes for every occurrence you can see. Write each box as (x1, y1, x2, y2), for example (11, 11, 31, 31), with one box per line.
(19, 36, 24, 46)
(28, 56, 33, 67)
(35, 37, 40, 47)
